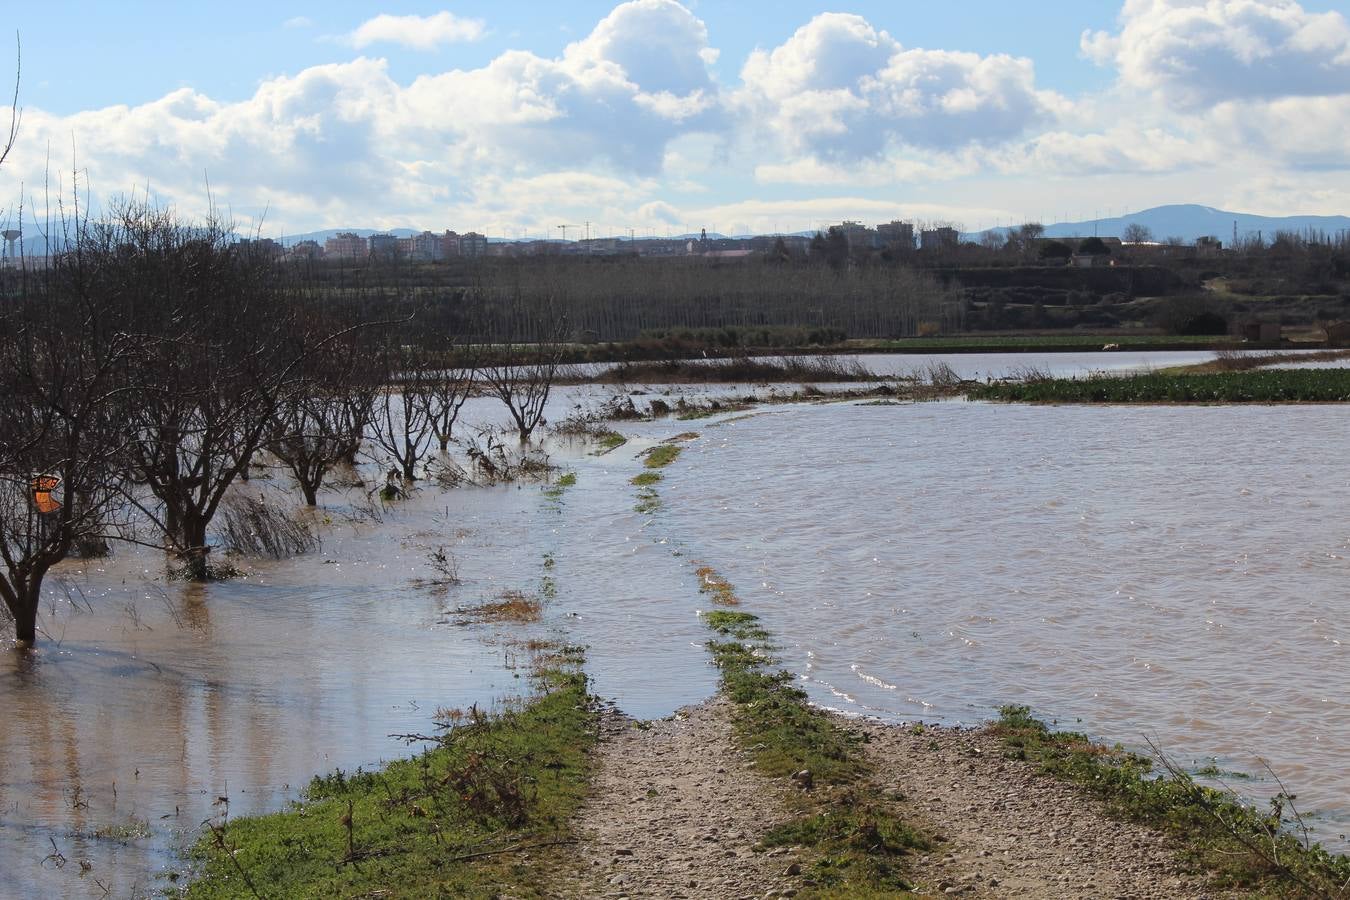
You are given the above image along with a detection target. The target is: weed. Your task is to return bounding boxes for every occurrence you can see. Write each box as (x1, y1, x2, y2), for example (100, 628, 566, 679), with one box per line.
(457, 591, 543, 624)
(418, 546, 461, 587)
(594, 432, 627, 453)
(695, 566, 739, 605)
(630, 471, 662, 487)
(757, 801, 930, 892)
(642, 444, 682, 468)
(543, 472, 577, 502)
(219, 494, 319, 559)
(88, 818, 152, 842)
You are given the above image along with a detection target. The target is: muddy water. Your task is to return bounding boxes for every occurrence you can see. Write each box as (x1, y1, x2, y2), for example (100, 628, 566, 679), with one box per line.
(653, 399, 1350, 848)
(0, 467, 575, 896)
(5, 349, 1347, 895)
(0, 387, 721, 898)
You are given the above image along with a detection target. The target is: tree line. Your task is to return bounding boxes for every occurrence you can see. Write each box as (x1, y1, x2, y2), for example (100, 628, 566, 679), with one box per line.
(0, 200, 574, 647)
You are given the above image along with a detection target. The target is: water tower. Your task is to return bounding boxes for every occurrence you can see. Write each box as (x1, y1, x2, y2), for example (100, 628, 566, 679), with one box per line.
(1, 229, 19, 266)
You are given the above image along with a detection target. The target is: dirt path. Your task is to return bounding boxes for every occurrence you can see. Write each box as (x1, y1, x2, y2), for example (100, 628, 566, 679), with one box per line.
(554, 699, 1223, 899)
(855, 717, 1219, 899)
(552, 698, 803, 899)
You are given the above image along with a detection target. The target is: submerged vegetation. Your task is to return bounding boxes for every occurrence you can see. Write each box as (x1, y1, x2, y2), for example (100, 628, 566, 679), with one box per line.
(186, 663, 596, 899)
(702, 604, 931, 896)
(970, 368, 1350, 403)
(642, 444, 683, 468)
(992, 706, 1350, 898)
(695, 566, 739, 606)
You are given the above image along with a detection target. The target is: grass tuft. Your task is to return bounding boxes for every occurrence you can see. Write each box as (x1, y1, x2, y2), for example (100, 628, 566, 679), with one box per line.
(695, 565, 740, 606)
(698, 586, 929, 896)
(459, 590, 543, 624)
(642, 444, 683, 468)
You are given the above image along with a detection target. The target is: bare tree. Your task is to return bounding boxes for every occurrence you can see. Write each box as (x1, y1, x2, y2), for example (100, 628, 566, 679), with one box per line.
(479, 314, 567, 442)
(269, 340, 379, 505)
(1123, 223, 1153, 244)
(421, 343, 477, 453)
(0, 228, 134, 646)
(370, 343, 437, 481)
(99, 202, 310, 569)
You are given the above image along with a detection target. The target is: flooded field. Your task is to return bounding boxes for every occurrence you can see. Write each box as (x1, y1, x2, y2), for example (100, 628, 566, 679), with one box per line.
(3, 350, 1348, 895)
(651, 399, 1350, 849)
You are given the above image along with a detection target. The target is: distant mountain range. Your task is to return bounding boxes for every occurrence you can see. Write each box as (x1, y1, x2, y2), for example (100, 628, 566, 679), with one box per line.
(966, 204, 1350, 244)
(270, 205, 1350, 249)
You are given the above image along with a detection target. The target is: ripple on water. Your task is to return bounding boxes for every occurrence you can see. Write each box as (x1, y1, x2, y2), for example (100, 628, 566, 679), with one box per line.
(658, 399, 1350, 851)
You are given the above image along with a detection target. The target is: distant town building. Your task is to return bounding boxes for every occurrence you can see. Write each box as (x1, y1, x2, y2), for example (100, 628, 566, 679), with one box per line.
(405, 231, 444, 261)
(238, 237, 283, 258)
(324, 232, 367, 260)
(289, 239, 324, 261)
(836, 221, 880, 252)
(877, 220, 915, 251)
(368, 233, 401, 260)
(458, 232, 488, 258)
(920, 227, 960, 253)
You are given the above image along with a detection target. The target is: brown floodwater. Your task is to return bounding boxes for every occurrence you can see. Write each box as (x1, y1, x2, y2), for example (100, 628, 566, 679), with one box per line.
(647, 398, 1350, 849)
(4, 350, 1346, 896)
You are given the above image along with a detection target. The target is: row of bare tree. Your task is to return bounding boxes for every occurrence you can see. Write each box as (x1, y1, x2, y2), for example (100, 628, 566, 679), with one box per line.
(0, 201, 564, 647)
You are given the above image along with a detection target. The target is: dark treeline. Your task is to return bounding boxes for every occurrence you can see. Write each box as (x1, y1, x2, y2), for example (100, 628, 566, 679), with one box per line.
(282, 254, 962, 346)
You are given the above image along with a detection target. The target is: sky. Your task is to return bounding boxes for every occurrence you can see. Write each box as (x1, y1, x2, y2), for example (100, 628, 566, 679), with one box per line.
(1, 0, 1349, 238)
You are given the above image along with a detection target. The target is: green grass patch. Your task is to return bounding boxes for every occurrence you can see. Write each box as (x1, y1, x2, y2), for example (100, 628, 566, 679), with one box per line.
(758, 802, 931, 897)
(630, 471, 662, 487)
(969, 369, 1350, 403)
(594, 432, 627, 453)
(186, 666, 597, 899)
(542, 472, 577, 502)
(992, 705, 1350, 897)
(643, 444, 682, 468)
(700, 598, 929, 896)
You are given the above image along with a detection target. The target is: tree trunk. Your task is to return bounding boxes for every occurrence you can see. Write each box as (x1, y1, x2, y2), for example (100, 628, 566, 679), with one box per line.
(181, 512, 209, 553)
(301, 481, 319, 506)
(14, 581, 39, 647)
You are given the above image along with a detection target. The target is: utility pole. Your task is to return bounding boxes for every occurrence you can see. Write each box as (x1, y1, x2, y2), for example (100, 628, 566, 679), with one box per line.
(584, 221, 591, 255)
(557, 224, 569, 243)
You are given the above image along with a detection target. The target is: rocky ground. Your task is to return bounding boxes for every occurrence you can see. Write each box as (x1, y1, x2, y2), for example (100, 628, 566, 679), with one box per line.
(855, 718, 1219, 899)
(553, 699, 1225, 899)
(552, 698, 804, 899)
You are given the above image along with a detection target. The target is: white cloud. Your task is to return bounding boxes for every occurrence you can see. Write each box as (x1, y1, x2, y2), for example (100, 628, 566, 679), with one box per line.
(347, 12, 486, 50)
(736, 13, 1059, 159)
(1083, 0, 1350, 109)
(282, 16, 313, 30)
(2, 1, 1347, 236)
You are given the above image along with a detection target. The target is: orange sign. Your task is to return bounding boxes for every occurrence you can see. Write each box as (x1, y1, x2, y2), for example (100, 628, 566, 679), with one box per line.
(31, 475, 61, 514)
